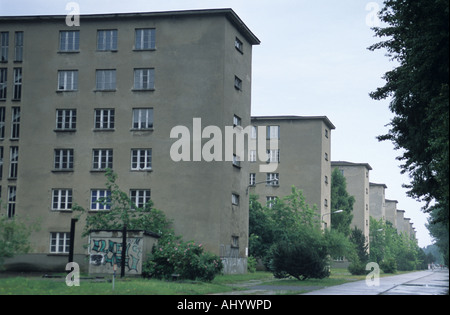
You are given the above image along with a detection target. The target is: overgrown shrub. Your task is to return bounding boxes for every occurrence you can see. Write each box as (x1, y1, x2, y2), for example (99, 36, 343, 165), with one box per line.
(380, 257, 397, 274)
(142, 237, 223, 282)
(266, 228, 330, 280)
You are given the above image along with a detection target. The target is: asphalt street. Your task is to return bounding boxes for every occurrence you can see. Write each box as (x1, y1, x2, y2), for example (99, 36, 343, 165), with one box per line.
(302, 269, 449, 295)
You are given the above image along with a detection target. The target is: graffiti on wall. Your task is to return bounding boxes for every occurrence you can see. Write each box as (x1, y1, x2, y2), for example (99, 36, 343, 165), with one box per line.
(90, 237, 143, 273)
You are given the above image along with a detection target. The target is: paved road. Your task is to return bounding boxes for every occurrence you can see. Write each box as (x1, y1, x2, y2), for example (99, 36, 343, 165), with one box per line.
(302, 269, 449, 295)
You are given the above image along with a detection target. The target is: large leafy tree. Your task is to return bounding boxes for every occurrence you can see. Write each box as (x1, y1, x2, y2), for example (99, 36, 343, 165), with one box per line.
(330, 168, 355, 236)
(369, 1, 449, 227)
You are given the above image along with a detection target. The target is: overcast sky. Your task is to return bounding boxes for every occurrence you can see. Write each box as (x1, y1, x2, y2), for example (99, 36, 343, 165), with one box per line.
(0, 0, 434, 247)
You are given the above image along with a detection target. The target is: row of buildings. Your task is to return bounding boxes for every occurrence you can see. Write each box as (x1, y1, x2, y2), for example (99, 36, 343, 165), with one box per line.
(0, 9, 416, 274)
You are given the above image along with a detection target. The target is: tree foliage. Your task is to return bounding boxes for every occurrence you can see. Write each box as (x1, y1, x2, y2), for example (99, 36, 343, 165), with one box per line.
(0, 215, 37, 267)
(369, 0, 449, 227)
(249, 187, 330, 280)
(330, 168, 355, 236)
(74, 169, 173, 237)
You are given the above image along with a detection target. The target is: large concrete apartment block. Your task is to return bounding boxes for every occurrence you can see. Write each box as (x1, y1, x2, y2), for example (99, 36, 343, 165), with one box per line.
(385, 199, 399, 228)
(0, 9, 260, 273)
(369, 182, 387, 221)
(248, 116, 335, 229)
(331, 161, 372, 244)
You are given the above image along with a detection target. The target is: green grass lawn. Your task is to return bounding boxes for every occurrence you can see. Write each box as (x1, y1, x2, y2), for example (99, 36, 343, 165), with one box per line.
(0, 269, 400, 295)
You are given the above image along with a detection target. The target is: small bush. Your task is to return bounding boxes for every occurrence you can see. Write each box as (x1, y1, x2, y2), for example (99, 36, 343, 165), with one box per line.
(142, 238, 223, 282)
(380, 258, 397, 274)
(348, 259, 367, 275)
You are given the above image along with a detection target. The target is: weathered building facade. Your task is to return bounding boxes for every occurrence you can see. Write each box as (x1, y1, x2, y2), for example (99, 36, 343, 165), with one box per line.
(0, 9, 260, 273)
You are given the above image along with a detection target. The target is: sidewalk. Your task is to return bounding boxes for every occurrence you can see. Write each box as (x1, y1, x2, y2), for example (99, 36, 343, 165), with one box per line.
(302, 269, 449, 295)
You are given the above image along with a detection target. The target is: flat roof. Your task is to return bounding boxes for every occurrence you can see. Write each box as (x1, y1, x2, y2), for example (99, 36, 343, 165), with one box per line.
(370, 182, 388, 188)
(331, 161, 373, 170)
(251, 115, 336, 130)
(0, 8, 261, 45)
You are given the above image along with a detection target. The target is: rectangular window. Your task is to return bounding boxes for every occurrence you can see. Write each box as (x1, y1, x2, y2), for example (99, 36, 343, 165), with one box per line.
(14, 31, 23, 62)
(135, 29, 155, 50)
(267, 149, 280, 163)
(94, 109, 115, 129)
(1, 32, 9, 62)
(251, 126, 257, 139)
(50, 232, 70, 253)
(13, 68, 22, 100)
(9, 146, 18, 179)
(266, 196, 277, 208)
(54, 149, 74, 170)
(92, 149, 113, 170)
(234, 76, 242, 90)
(7, 186, 16, 218)
(266, 173, 279, 186)
(232, 236, 239, 248)
(58, 70, 78, 91)
(52, 189, 73, 211)
(134, 68, 155, 90)
(267, 126, 280, 139)
(249, 173, 256, 186)
(90, 189, 111, 211)
(0, 146, 3, 179)
(56, 109, 77, 130)
(0, 68, 7, 99)
(130, 189, 151, 209)
(132, 108, 153, 130)
(131, 149, 152, 171)
(233, 115, 241, 127)
(11, 107, 20, 139)
(97, 29, 118, 51)
(0, 107, 4, 138)
(59, 31, 80, 52)
(249, 150, 257, 163)
(232, 193, 240, 206)
(232, 154, 241, 168)
(96, 70, 116, 91)
(235, 37, 243, 53)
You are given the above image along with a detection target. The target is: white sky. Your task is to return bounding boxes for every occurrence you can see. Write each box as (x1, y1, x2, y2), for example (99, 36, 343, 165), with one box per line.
(0, 0, 434, 247)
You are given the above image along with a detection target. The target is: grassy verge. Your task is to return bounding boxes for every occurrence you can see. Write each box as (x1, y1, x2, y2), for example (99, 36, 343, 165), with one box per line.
(0, 269, 406, 295)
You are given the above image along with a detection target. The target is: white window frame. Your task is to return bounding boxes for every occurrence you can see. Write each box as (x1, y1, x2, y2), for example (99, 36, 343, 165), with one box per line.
(52, 189, 73, 211)
(94, 109, 115, 130)
(0, 68, 7, 100)
(232, 193, 240, 206)
(11, 107, 20, 139)
(131, 149, 152, 171)
(134, 68, 155, 90)
(9, 146, 18, 178)
(92, 149, 113, 170)
(97, 29, 118, 51)
(267, 149, 280, 163)
(14, 31, 23, 62)
(59, 31, 79, 52)
(132, 108, 153, 130)
(56, 109, 77, 131)
(57, 70, 78, 91)
(1, 32, 9, 62)
(96, 69, 116, 91)
(54, 149, 74, 170)
(7, 186, 16, 218)
(13, 68, 22, 100)
(266, 173, 279, 186)
(249, 173, 256, 186)
(267, 125, 280, 139)
(50, 232, 70, 253)
(90, 189, 111, 211)
(130, 189, 151, 209)
(135, 28, 155, 50)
